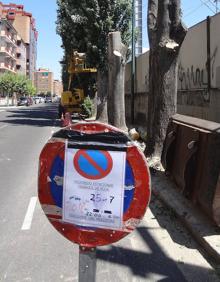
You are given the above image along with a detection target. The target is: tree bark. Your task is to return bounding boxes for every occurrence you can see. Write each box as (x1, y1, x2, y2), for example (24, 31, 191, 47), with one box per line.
(96, 70, 108, 123)
(108, 32, 128, 131)
(146, 0, 187, 157)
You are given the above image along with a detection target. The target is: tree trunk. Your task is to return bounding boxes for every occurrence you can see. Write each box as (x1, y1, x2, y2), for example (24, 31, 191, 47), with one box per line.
(108, 32, 128, 131)
(146, 0, 187, 157)
(96, 70, 108, 123)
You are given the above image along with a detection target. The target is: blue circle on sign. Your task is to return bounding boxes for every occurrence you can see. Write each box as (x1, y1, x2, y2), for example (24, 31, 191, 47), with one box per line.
(74, 150, 113, 180)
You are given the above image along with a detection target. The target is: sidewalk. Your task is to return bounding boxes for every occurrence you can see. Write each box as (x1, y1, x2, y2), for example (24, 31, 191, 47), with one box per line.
(0, 105, 17, 109)
(151, 170, 220, 263)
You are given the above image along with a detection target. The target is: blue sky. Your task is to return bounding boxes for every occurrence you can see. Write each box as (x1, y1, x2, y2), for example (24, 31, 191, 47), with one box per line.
(4, 1, 219, 80)
(142, 0, 219, 50)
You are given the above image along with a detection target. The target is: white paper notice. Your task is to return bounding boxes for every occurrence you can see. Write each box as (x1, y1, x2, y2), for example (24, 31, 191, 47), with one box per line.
(62, 145, 126, 230)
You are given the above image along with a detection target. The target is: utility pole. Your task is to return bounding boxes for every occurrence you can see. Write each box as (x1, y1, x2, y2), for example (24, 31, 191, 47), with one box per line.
(131, 0, 135, 125)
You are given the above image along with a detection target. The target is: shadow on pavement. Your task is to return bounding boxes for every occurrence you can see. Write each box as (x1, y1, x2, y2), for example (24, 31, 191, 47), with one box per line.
(1, 104, 60, 127)
(97, 227, 186, 281)
(3, 118, 58, 127)
(149, 194, 197, 249)
(96, 227, 217, 281)
(150, 173, 220, 240)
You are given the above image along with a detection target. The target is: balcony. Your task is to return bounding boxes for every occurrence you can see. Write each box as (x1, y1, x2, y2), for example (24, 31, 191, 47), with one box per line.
(16, 47, 24, 57)
(0, 30, 17, 46)
(7, 14, 15, 20)
(0, 62, 16, 73)
(0, 46, 16, 60)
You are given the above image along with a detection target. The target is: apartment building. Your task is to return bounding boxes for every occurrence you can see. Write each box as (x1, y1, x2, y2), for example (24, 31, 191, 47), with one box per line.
(0, 19, 17, 73)
(0, 2, 37, 80)
(16, 34, 26, 75)
(34, 68, 54, 95)
(53, 79, 63, 97)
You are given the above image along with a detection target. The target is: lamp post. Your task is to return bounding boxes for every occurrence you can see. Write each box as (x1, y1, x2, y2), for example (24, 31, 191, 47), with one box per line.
(131, 0, 135, 125)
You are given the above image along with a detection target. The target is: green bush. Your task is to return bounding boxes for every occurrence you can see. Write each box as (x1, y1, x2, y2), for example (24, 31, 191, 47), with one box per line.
(82, 96, 93, 117)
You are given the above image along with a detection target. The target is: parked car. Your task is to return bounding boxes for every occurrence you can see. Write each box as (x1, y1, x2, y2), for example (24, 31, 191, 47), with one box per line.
(45, 96, 52, 103)
(17, 97, 33, 106)
(53, 95, 59, 102)
(40, 97, 45, 103)
(33, 96, 41, 104)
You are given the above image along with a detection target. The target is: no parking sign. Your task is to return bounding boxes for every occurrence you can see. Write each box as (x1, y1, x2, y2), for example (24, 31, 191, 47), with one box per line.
(73, 149, 113, 180)
(38, 122, 151, 247)
(63, 146, 126, 230)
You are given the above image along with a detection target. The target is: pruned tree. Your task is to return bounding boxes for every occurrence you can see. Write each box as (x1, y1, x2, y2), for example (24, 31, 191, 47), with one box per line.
(146, 0, 187, 157)
(56, 0, 132, 123)
(108, 31, 128, 131)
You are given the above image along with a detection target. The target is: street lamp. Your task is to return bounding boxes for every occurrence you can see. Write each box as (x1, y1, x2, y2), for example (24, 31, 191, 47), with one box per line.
(131, 0, 135, 125)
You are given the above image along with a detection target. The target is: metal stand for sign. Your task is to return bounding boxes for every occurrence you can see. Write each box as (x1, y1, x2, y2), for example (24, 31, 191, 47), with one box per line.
(79, 246, 96, 282)
(38, 122, 150, 281)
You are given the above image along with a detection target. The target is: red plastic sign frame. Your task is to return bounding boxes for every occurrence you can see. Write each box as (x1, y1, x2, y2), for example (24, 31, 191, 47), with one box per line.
(38, 122, 151, 247)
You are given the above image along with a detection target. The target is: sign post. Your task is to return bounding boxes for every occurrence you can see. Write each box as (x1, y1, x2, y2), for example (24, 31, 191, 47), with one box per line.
(38, 122, 151, 280)
(79, 247, 96, 282)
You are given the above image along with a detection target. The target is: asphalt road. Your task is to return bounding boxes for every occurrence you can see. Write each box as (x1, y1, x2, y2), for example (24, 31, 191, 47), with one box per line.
(0, 103, 218, 282)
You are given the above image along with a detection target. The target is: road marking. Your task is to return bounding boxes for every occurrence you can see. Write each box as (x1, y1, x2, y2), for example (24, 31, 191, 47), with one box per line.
(21, 197, 37, 231)
(0, 125, 7, 130)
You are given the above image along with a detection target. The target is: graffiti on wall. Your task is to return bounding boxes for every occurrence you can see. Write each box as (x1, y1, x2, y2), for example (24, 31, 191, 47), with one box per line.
(211, 46, 218, 81)
(178, 64, 208, 90)
(178, 47, 218, 90)
(177, 89, 210, 106)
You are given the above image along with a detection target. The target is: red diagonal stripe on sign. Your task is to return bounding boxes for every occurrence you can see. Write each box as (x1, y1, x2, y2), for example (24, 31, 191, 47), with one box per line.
(80, 150, 106, 175)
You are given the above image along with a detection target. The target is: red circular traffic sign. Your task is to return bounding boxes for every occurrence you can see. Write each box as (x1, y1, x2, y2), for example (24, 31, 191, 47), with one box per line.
(74, 149, 113, 180)
(38, 122, 151, 247)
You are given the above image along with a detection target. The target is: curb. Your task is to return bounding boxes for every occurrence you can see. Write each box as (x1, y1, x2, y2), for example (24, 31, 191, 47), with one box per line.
(151, 171, 220, 263)
(0, 106, 27, 109)
(0, 106, 17, 109)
